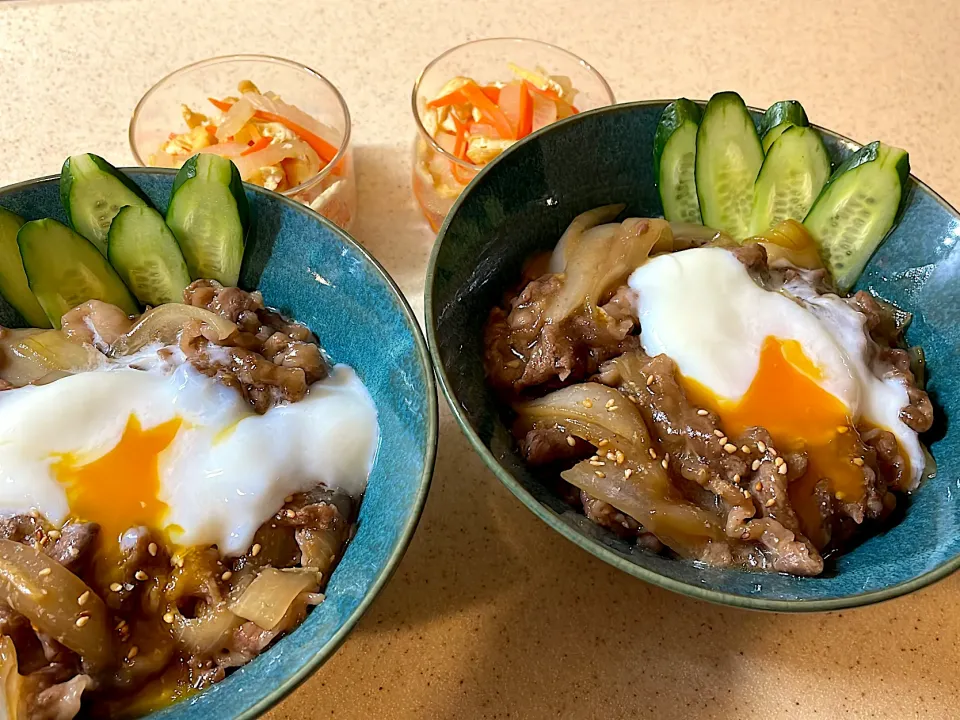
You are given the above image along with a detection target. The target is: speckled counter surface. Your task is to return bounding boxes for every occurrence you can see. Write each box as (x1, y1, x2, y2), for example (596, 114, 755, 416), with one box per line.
(2, 1, 960, 717)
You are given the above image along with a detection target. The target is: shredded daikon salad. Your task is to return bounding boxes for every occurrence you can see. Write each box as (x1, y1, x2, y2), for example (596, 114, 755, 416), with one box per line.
(421, 63, 579, 176)
(149, 80, 342, 192)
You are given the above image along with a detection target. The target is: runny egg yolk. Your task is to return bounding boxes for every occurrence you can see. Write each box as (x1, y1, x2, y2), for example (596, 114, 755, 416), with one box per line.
(54, 415, 181, 564)
(683, 337, 867, 536)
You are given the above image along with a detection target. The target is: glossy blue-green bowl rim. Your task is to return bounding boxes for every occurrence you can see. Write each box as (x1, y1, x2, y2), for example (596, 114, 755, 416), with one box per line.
(425, 99, 960, 613)
(0, 167, 439, 715)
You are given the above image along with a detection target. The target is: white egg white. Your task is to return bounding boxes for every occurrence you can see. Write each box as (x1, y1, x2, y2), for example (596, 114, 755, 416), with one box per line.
(0, 351, 379, 556)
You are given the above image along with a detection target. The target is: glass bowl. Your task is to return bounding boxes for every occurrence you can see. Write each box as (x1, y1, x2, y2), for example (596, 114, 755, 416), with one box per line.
(130, 54, 356, 230)
(411, 38, 615, 232)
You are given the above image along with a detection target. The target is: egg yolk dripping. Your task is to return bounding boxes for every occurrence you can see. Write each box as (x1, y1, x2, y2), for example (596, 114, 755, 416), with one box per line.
(54, 415, 181, 564)
(682, 337, 866, 538)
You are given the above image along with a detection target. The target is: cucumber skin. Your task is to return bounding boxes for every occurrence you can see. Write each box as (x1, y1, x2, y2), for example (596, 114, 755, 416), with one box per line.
(59, 154, 153, 225)
(804, 142, 910, 290)
(0, 208, 52, 328)
(17, 219, 139, 328)
(171, 155, 250, 237)
(107, 206, 191, 306)
(759, 101, 809, 138)
(653, 99, 702, 184)
(695, 92, 765, 240)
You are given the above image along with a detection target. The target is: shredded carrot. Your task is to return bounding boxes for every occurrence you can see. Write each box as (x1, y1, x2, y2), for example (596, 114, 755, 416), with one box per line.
(426, 88, 467, 109)
(524, 83, 580, 113)
(240, 136, 272, 156)
(208, 97, 233, 112)
(517, 82, 533, 139)
(205, 125, 218, 136)
(254, 110, 339, 164)
(449, 114, 476, 184)
(481, 85, 501, 104)
(457, 81, 515, 140)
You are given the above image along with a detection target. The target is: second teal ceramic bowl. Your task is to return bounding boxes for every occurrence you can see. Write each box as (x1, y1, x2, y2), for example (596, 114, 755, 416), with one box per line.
(0, 169, 438, 717)
(426, 101, 959, 612)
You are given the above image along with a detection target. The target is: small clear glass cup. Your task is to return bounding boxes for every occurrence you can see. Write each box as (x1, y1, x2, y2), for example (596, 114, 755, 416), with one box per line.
(411, 38, 615, 232)
(130, 54, 356, 230)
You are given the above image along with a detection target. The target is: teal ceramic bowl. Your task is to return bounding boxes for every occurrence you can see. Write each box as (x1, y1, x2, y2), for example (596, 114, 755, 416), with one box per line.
(426, 101, 960, 612)
(0, 169, 438, 717)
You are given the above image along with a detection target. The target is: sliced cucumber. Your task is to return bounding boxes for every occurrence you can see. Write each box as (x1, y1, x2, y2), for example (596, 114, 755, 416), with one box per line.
(107, 206, 191, 306)
(804, 142, 909, 292)
(166, 154, 248, 286)
(695, 92, 764, 240)
(60, 154, 152, 256)
(654, 99, 703, 223)
(759, 101, 809, 153)
(0, 208, 51, 328)
(750, 126, 831, 235)
(18, 219, 138, 328)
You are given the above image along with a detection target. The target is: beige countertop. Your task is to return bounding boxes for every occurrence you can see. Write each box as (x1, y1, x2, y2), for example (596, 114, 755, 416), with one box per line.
(2, 0, 960, 717)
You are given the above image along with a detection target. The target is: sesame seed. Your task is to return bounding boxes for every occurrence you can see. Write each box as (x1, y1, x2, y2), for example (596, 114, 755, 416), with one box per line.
(714, 430, 725, 438)
(755, 482, 763, 492)
(648, 448, 658, 460)
(221, 571, 233, 581)
(110, 583, 123, 592)
(742, 489, 751, 498)
(605, 398, 615, 408)
(176, 558, 184, 568)
(566, 436, 576, 447)
(115, 620, 127, 631)
(741, 445, 750, 454)
(835, 491, 846, 500)
(47, 530, 61, 540)
(582, 399, 593, 408)
(765, 498, 776, 508)
(598, 439, 609, 447)
(646, 375, 655, 387)
(769, 447, 778, 457)
(607, 405, 619, 411)
(778, 463, 788, 475)
(624, 469, 633, 479)
(733, 474, 741, 483)
(148, 543, 158, 557)
(75, 615, 90, 628)
(606, 452, 616, 461)
(837, 426, 849, 434)
(285, 509, 296, 518)
(723, 443, 737, 454)
(589, 460, 605, 467)
(506, 359, 521, 368)
(697, 409, 709, 416)
(718, 436, 728, 445)
(774, 456, 784, 467)
(77, 591, 90, 606)
(751, 459, 762, 471)
(127, 646, 139, 660)
(757, 441, 767, 453)
(661, 458, 668, 469)
(853, 457, 865, 467)
(135, 570, 148, 582)
(615, 451, 625, 465)
(627, 395, 639, 403)
(38, 568, 51, 577)
(251, 543, 261, 557)
(284, 495, 294, 503)
(595, 471, 606, 478)
(163, 613, 175, 624)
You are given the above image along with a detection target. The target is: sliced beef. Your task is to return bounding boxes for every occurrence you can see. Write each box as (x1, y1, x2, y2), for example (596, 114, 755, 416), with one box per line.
(518, 426, 592, 466)
(181, 280, 328, 413)
(45, 522, 99, 573)
(484, 275, 640, 395)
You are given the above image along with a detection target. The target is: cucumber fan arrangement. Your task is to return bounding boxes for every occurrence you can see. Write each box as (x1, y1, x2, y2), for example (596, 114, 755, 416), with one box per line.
(0, 152, 249, 329)
(654, 91, 909, 290)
